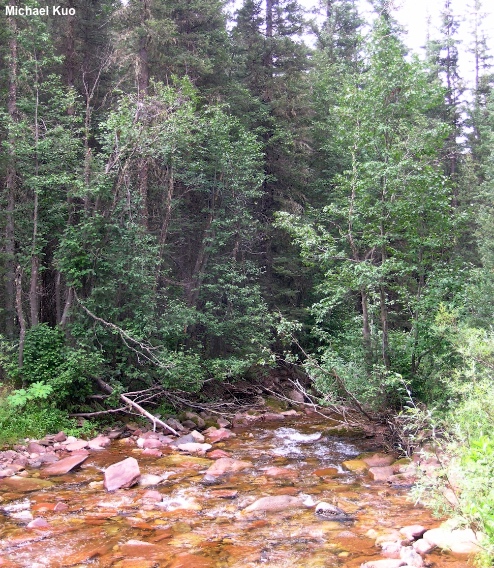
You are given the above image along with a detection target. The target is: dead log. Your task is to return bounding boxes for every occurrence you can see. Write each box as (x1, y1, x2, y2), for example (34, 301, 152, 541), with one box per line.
(96, 378, 178, 435)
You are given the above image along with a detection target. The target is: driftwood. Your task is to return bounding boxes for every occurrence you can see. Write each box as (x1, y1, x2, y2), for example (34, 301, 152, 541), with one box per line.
(93, 378, 178, 435)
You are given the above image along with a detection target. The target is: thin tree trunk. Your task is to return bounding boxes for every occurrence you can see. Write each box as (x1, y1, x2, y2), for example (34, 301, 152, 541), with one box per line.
(29, 61, 41, 327)
(361, 289, 373, 370)
(15, 265, 26, 368)
(5, 4, 18, 338)
(137, 0, 150, 228)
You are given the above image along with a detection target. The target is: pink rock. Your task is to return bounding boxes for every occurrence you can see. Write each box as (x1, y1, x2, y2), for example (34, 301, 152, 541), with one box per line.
(27, 442, 46, 454)
(141, 490, 162, 502)
(368, 466, 394, 481)
(400, 545, 424, 567)
(381, 542, 402, 558)
(399, 525, 426, 541)
(38, 453, 59, 464)
(42, 453, 89, 476)
(205, 457, 252, 476)
(243, 495, 305, 513)
(217, 418, 231, 428)
(177, 442, 212, 454)
(104, 457, 141, 491)
(142, 438, 163, 449)
(87, 436, 111, 450)
(64, 440, 89, 452)
(27, 518, 50, 529)
(53, 431, 67, 442)
(360, 560, 407, 568)
(142, 448, 163, 457)
(413, 539, 435, 555)
(53, 502, 68, 512)
(363, 453, 395, 467)
(261, 413, 285, 421)
(207, 449, 231, 459)
(264, 467, 299, 479)
(204, 428, 236, 443)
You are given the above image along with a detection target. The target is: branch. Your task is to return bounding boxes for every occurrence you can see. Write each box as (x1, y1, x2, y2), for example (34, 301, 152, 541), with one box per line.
(96, 378, 178, 435)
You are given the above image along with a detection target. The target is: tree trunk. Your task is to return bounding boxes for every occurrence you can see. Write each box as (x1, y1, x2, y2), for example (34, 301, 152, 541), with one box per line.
(4, 4, 18, 338)
(15, 266, 26, 368)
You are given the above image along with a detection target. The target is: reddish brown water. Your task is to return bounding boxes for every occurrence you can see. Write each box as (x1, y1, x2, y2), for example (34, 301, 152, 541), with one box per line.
(0, 415, 471, 567)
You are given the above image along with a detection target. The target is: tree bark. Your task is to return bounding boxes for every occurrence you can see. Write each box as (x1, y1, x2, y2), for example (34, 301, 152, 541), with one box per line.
(15, 265, 26, 368)
(4, 4, 18, 338)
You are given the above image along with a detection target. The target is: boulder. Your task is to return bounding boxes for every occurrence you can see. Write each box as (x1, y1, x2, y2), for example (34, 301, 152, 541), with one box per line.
(138, 474, 163, 487)
(64, 440, 89, 452)
(216, 418, 231, 428)
(204, 428, 236, 443)
(104, 457, 141, 491)
(177, 443, 212, 455)
(412, 539, 435, 555)
(207, 449, 231, 459)
(27, 442, 46, 455)
(53, 431, 67, 442)
(142, 448, 163, 457)
(342, 459, 369, 473)
(243, 495, 305, 513)
(87, 436, 111, 450)
(360, 560, 406, 568)
(288, 389, 305, 403)
(142, 438, 163, 450)
(399, 546, 424, 567)
(0, 476, 53, 492)
(27, 518, 50, 529)
(141, 490, 162, 502)
(422, 526, 482, 554)
(264, 467, 299, 479)
(399, 526, 426, 541)
(368, 466, 394, 481)
(190, 430, 205, 443)
(362, 453, 395, 467)
(205, 457, 252, 476)
(42, 453, 88, 476)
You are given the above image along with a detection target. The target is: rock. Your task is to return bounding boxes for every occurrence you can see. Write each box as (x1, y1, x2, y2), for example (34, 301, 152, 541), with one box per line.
(342, 459, 369, 473)
(210, 489, 238, 499)
(315, 501, 350, 520)
(360, 560, 406, 568)
(173, 434, 197, 446)
(204, 427, 236, 443)
(38, 453, 59, 464)
(412, 539, 435, 555)
(53, 431, 67, 442)
(183, 412, 206, 429)
(374, 530, 403, 547)
(182, 420, 198, 429)
(381, 541, 402, 558)
(53, 502, 68, 512)
(0, 476, 53, 492)
(243, 495, 305, 513)
(207, 449, 231, 459)
(422, 526, 482, 554)
(64, 440, 89, 452)
(104, 457, 141, 491)
(217, 418, 231, 428)
(141, 490, 162, 502)
(27, 442, 46, 454)
(361, 453, 395, 467)
(399, 546, 424, 567)
(264, 467, 299, 479)
(189, 430, 205, 443)
(142, 448, 163, 457)
(313, 467, 339, 478)
(177, 443, 212, 455)
(368, 466, 394, 481)
(261, 412, 286, 421)
(138, 474, 163, 487)
(399, 526, 426, 541)
(288, 389, 305, 403)
(87, 436, 111, 450)
(166, 418, 185, 432)
(205, 457, 252, 476)
(0, 468, 16, 478)
(142, 438, 163, 450)
(42, 453, 88, 476)
(27, 518, 50, 529)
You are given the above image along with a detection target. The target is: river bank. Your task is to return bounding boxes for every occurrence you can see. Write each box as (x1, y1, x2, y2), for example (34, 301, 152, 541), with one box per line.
(0, 405, 484, 567)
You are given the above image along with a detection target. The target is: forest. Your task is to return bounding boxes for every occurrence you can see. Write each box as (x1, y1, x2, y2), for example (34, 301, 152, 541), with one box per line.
(1, 0, 494, 561)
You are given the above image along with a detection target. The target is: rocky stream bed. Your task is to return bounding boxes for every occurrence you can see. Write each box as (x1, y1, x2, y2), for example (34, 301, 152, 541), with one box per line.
(0, 408, 484, 567)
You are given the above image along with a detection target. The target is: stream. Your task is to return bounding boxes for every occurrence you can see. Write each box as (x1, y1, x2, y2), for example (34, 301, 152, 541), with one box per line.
(0, 413, 471, 567)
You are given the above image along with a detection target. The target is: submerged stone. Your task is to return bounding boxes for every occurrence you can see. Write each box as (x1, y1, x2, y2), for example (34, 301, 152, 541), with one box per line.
(0, 476, 53, 492)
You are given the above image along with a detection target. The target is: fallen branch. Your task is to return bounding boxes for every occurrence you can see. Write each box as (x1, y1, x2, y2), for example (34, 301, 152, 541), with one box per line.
(70, 407, 128, 417)
(96, 378, 178, 435)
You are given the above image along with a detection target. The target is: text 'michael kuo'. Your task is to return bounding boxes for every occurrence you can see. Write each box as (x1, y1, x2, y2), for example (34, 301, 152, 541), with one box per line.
(5, 5, 76, 16)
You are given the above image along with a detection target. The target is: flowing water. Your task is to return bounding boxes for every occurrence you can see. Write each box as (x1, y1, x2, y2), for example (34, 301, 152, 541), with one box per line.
(0, 414, 470, 567)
